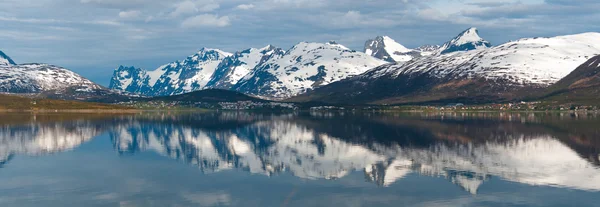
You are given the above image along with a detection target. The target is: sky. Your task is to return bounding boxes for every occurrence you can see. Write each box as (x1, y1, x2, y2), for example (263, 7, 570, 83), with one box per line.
(1, 0, 599, 86)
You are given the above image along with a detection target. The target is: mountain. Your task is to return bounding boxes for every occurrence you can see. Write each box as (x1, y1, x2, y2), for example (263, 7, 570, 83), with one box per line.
(0, 50, 15, 65)
(0, 63, 103, 94)
(204, 45, 285, 89)
(0, 50, 131, 102)
(364, 36, 440, 63)
(364, 36, 414, 62)
(232, 42, 387, 99)
(109, 48, 233, 96)
(438, 27, 491, 54)
(290, 31, 600, 105)
(541, 55, 600, 104)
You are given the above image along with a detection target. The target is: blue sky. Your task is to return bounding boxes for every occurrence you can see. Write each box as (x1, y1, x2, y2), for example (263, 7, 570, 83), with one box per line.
(1, 0, 599, 86)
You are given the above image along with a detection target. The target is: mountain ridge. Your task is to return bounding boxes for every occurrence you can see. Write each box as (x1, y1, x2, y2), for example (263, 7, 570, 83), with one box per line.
(0, 50, 16, 65)
(289, 31, 600, 105)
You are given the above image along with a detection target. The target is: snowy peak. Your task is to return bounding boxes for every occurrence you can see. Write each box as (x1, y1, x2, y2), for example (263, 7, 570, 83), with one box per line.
(204, 45, 285, 89)
(364, 36, 414, 62)
(455, 27, 484, 45)
(109, 65, 146, 92)
(191, 48, 233, 62)
(0, 50, 16, 65)
(326, 41, 350, 50)
(439, 27, 491, 54)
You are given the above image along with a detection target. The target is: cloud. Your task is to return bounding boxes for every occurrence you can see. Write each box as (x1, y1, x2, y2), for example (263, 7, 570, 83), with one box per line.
(236, 4, 255, 10)
(170, 0, 220, 17)
(181, 14, 230, 28)
(119, 10, 142, 19)
(79, 0, 150, 8)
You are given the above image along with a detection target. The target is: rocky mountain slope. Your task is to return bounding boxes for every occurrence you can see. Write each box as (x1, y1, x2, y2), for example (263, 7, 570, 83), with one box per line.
(291, 31, 600, 105)
(0, 50, 15, 65)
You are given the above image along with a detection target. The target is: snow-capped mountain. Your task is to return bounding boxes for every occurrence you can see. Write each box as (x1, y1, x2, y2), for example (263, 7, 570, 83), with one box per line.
(110, 48, 233, 96)
(293, 31, 600, 104)
(372, 32, 600, 86)
(0, 50, 15, 66)
(438, 27, 491, 54)
(233, 41, 387, 99)
(204, 45, 285, 89)
(0, 63, 103, 94)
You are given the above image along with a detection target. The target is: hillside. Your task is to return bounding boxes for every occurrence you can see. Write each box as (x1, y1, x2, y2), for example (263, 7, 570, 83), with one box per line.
(540, 55, 600, 105)
(0, 94, 132, 110)
(149, 89, 266, 103)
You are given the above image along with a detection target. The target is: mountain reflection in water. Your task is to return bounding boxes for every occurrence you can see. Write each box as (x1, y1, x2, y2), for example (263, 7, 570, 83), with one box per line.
(0, 112, 599, 196)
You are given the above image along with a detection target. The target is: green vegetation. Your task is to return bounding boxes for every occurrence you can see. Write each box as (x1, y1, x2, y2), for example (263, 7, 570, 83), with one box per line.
(0, 94, 133, 111)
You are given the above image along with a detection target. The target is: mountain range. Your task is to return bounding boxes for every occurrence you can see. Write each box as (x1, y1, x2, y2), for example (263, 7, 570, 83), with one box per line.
(1, 27, 599, 106)
(111, 42, 385, 99)
(291, 31, 600, 105)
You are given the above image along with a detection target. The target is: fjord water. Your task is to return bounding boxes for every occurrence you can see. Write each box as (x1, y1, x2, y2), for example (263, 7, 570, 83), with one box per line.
(0, 112, 599, 206)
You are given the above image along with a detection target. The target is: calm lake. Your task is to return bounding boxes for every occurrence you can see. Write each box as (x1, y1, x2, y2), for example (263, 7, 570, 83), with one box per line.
(0, 112, 599, 206)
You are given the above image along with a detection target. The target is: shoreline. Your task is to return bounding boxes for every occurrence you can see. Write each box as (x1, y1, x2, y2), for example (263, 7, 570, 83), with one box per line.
(0, 108, 598, 114)
(0, 109, 141, 113)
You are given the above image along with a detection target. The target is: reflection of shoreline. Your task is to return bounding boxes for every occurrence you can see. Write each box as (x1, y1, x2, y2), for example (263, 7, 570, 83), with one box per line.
(110, 114, 600, 193)
(0, 120, 109, 164)
(0, 112, 599, 194)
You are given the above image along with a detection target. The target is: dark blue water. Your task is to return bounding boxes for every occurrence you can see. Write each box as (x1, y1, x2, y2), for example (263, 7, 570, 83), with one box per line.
(0, 112, 599, 206)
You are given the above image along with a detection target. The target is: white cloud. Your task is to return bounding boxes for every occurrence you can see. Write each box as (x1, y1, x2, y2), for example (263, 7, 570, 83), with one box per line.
(236, 4, 255, 10)
(170, 0, 220, 17)
(119, 10, 142, 19)
(181, 14, 230, 28)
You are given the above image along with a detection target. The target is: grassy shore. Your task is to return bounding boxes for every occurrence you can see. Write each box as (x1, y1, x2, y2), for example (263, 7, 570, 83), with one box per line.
(0, 94, 136, 112)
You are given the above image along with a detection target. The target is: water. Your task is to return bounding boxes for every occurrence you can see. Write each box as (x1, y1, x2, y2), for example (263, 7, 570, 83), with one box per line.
(0, 112, 599, 207)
